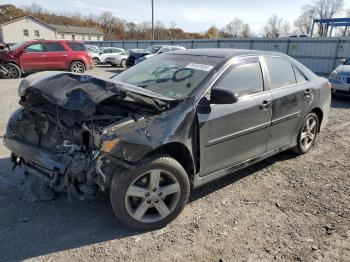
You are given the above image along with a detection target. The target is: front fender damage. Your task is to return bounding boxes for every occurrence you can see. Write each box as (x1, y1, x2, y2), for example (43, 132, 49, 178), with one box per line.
(4, 73, 196, 202)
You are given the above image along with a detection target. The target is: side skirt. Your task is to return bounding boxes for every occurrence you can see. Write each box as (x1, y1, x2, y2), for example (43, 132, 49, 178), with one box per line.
(192, 142, 295, 189)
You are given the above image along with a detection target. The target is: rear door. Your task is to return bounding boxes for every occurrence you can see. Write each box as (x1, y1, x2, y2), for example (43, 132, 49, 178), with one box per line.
(44, 42, 69, 70)
(197, 56, 272, 176)
(19, 42, 46, 72)
(261, 56, 313, 150)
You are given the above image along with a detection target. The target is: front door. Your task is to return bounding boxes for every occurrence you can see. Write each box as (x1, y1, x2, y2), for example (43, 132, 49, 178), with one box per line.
(19, 42, 46, 72)
(198, 57, 272, 176)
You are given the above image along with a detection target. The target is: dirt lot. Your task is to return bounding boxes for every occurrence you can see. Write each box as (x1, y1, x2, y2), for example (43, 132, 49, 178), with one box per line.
(0, 66, 349, 262)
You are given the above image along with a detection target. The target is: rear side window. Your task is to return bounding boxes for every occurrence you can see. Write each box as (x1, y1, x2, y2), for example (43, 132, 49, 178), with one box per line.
(46, 42, 66, 52)
(264, 56, 296, 89)
(25, 43, 44, 52)
(293, 66, 307, 83)
(214, 57, 264, 96)
(68, 43, 86, 51)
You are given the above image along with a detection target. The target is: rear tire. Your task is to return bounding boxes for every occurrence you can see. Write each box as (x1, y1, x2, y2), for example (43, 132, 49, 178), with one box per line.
(292, 113, 319, 155)
(70, 61, 85, 74)
(110, 154, 190, 231)
(4, 63, 21, 79)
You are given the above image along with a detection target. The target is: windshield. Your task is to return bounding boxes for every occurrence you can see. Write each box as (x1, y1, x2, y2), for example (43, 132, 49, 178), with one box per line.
(112, 53, 223, 99)
(9, 41, 27, 51)
(344, 58, 350, 65)
(145, 46, 162, 54)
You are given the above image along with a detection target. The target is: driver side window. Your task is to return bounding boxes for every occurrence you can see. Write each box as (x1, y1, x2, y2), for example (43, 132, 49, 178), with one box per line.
(214, 57, 264, 97)
(25, 43, 44, 53)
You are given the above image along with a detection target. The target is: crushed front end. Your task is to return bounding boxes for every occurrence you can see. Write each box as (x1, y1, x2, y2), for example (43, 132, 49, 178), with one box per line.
(3, 72, 172, 200)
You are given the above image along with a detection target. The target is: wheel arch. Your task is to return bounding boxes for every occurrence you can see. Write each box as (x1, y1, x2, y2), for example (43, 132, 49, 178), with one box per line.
(310, 107, 323, 132)
(6, 61, 23, 72)
(70, 59, 86, 68)
(144, 142, 196, 181)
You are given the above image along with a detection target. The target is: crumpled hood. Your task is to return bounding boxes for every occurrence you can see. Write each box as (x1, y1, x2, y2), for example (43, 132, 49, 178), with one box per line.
(18, 72, 174, 115)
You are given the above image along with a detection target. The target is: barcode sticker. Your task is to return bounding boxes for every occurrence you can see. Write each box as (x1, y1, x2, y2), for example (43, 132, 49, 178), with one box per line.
(185, 63, 214, 71)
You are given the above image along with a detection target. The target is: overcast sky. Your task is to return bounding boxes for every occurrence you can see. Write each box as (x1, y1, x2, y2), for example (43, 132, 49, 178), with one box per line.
(0, 0, 332, 33)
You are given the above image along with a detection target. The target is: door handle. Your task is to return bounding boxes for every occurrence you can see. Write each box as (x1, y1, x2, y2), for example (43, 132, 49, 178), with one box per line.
(260, 100, 272, 110)
(304, 88, 312, 97)
(61, 54, 68, 57)
(40, 55, 46, 58)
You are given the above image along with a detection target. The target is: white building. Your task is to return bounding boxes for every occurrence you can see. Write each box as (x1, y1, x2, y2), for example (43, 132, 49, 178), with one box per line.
(51, 24, 104, 42)
(0, 16, 104, 44)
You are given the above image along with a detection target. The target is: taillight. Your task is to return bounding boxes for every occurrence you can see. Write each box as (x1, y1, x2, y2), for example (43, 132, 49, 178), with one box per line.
(327, 81, 332, 89)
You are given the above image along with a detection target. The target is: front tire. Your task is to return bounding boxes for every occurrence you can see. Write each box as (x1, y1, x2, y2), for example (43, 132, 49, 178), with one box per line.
(292, 113, 319, 154)
(4, 63, 21, 79)
(70, 61, 85, 74)
(110, 154, 190, 231)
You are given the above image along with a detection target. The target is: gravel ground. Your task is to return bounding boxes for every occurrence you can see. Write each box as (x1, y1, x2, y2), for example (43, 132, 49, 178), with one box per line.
(0, 66, 349, 262)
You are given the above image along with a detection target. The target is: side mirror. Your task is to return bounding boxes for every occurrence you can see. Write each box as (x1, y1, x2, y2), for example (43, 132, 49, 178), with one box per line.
(99, 52, 103, 55)
(339, 58, 346, 64)
(211, 87, 239, 104)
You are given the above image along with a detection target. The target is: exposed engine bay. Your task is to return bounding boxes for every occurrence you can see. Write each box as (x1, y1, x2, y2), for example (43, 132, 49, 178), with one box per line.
(4, 72, 173, 201)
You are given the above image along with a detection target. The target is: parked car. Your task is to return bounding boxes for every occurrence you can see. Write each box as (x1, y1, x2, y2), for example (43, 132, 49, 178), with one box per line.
(105, 49, 144, 67)
(0, 43, 11, 78)
(126, 45, 168, 67)
(85, 45, 100, 53)
(0, 40, 93, 78)
(4, 49, 330, 230)
(143, 45, 186, 59)
(329, 57, 350, 97)
(0, 63, 9, 78)
(125, 49, 151, 67)
(91, 47, 124, 64)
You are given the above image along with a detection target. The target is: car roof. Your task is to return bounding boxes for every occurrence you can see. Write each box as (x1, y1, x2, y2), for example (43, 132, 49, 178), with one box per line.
(170, 48, 282, 58)
(25, 39, 84, 44)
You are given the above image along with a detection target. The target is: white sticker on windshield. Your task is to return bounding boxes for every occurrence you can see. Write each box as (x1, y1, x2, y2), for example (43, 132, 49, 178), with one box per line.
(185, 63, 214, 72)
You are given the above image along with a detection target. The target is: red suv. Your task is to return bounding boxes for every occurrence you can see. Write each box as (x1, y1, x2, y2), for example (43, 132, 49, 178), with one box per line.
(0, 40, 93, 78)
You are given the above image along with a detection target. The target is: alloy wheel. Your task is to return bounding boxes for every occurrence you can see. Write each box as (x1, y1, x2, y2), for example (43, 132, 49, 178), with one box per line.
(300, 116, 317, 151)
(124, 169, 181, 223)
(5, 64, 20, 79)
(71, 62, 85, 74)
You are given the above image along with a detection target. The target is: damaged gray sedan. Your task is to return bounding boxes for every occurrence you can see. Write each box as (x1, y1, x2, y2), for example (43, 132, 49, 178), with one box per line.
(4, 49, 331, 230)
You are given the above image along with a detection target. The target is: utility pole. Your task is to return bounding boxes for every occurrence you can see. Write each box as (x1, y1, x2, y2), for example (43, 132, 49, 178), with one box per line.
(151, 0, 155, 40)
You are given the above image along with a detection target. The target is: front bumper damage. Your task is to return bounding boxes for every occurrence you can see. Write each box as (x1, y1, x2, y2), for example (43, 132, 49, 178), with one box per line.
(3, 72, 173, 201)
(4, 137, 108, 201)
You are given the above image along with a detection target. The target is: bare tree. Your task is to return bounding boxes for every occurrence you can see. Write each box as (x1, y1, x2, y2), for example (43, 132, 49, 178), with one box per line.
(99, 12, 122, 40)
(263, 14, 284, 37)
(281, 21, 291, 37)
(241, 23, 251, 37)
(22, 3, 44, 15)
(225, 18, 243, 37)
(294, 8, 316, 35)
(305, 0, 345, 36)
